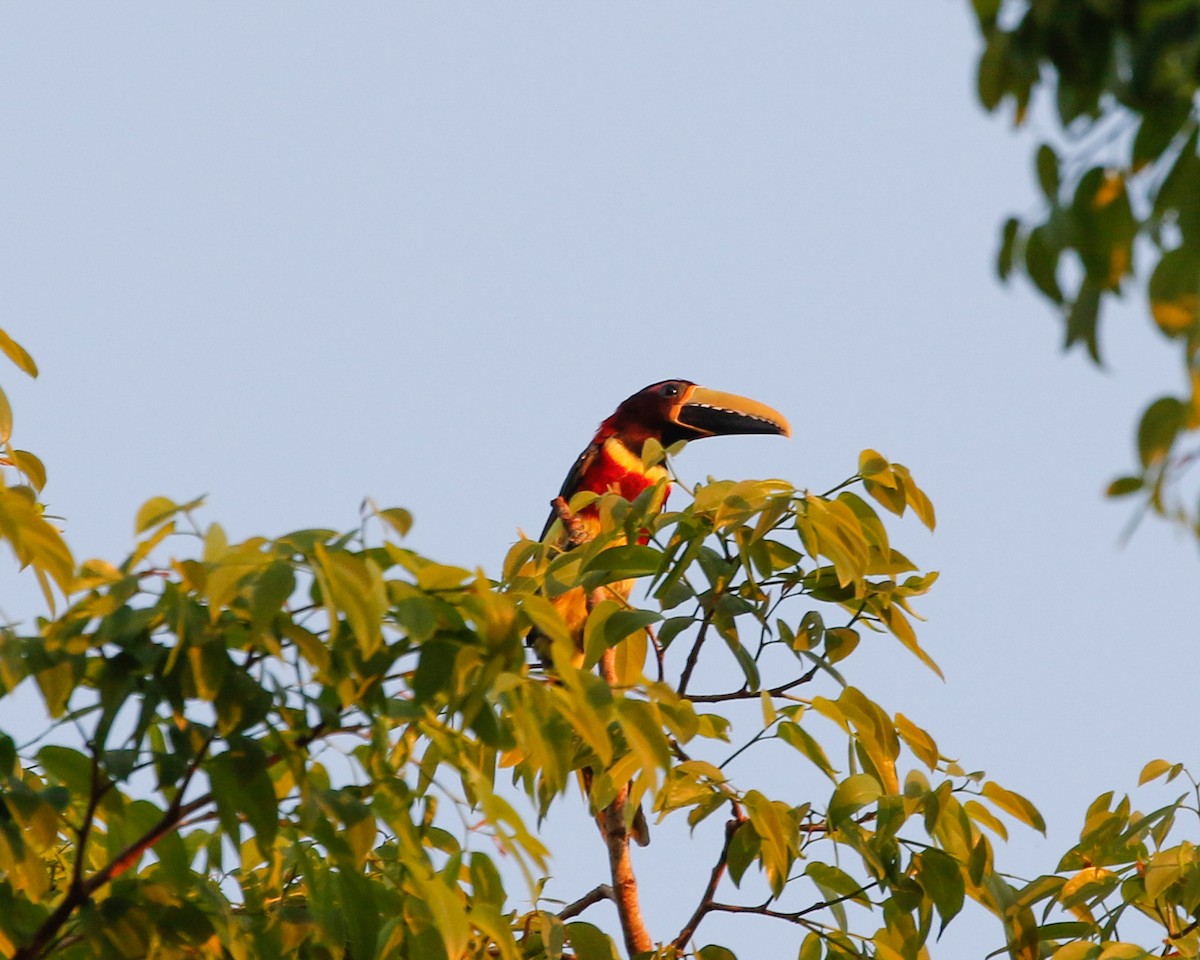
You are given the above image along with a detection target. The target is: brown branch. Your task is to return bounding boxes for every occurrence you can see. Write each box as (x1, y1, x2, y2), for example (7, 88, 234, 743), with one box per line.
(13, 734, 215, 960)
(594, 617, 652, 956)
(677, 607, 714, 695)
(687, 665, 820, 703)
(558, 884, 614, 920)
(670, 809, 745, 952)
(552, 496, 589, 549)
(708, 880, 881, 925)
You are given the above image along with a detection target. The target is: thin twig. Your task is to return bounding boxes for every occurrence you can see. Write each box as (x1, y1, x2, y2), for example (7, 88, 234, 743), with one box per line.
(708, 880, 880, 925)
(687, 665, 820, 703)
(677, 607, 714, 695)
(671, 809, 745, 951)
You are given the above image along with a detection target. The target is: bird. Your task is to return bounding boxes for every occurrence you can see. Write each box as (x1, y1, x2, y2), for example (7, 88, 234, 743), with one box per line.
(534, 379, 791, 845)
(539, 379, 791, 641)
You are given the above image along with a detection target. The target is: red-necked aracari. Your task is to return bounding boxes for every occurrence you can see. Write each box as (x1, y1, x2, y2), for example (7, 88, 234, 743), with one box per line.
(534, 379, 790, 845)
(539, 379, 791, 638)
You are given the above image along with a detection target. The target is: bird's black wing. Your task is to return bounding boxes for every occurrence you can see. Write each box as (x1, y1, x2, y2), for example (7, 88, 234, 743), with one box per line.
(540, 440, 600, 541)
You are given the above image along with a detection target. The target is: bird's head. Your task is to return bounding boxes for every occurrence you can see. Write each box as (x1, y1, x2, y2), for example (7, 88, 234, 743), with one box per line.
(599, 379, 791, 451)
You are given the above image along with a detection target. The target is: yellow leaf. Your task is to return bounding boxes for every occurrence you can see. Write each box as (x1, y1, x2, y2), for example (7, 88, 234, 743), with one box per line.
(0, 384, 11, 445)
(135, 496, 178, 534)
(0, 329, 37, 377)
(983, 781, 1046, 834)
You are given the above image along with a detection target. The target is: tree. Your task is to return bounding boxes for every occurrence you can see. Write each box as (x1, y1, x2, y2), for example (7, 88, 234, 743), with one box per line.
(0, 329, 1056, 959)
(971, 2, 1200, 956)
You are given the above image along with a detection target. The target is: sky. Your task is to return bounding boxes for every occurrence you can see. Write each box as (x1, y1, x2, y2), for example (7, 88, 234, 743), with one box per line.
(0, 3, 1196, 956)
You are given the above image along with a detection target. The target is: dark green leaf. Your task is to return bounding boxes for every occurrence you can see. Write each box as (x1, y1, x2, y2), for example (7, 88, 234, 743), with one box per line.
(1106, 476, 1143, 498)
(997, 216, 1020, 280)
(1148, 247, 1200, 339)
(1136, 396, 1186, 468)
(1035, 144, 1059, 201)
(1024, 224, 1064, 304)
(582, 544, 662, 579)
(726, 821, 760, 886)
(918, 848, 965, 933)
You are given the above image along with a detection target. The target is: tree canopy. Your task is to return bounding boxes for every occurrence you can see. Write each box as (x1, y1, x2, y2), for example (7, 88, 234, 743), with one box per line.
(0, 3, 1199, 958)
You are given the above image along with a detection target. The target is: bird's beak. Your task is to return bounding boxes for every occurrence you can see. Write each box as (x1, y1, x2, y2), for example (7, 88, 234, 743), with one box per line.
(670, 385, 791, 439)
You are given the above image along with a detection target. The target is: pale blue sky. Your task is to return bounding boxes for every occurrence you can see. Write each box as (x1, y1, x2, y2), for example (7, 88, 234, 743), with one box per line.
(1, 3, 1194, 954)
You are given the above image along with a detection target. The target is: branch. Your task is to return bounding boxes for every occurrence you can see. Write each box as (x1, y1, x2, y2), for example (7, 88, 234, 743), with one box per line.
(687, 665, 820, 703)
(708, 880, 880, 925)
(558, 884, 614, 920)
(671, 810, 744, 951)
(552, 496, 589, 550)
(13, 735, 215, 960)
(594, 618, 652, 956)
(677, 607, 714, 695)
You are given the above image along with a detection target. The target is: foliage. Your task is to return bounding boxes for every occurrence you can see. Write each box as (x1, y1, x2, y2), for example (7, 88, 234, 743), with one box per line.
(971, 0, 1200, 534)
(1003, 761, 1200, 960)
(0, 331, 1048, 958)
(972, 6, 1200, 956)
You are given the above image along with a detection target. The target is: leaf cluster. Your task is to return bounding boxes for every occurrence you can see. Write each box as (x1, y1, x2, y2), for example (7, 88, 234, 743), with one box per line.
(972, 0, 1200, 535)
(0, 333, 1047, 959)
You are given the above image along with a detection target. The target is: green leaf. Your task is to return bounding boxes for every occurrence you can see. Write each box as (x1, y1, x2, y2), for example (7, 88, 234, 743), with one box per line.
(1024, 224, 1064, 304)
(38, 745, 94, 793)
(918, 848, 965, 932)
(777, 721, 837, 781)
(828, 773, 882, 826)
(726, 820, 760, 886)
(697, 947, 737, 960)
(208, 739, 278, 847)
(1036, 144, 1059, 202)
(0, 328, 37, 377)
(1106, 476, 1143, 498)
(1065, 280, 1102, 364)
(583, 544, 662, 579)
(1148, 247, 1200, 339)
(1136, 396, 1186, 468)
(565, 922, 620, 960)
(997, 216, 1020, 280)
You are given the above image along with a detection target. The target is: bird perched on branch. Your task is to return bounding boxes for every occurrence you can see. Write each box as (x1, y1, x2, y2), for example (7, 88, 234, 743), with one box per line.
(539, 378, 791, 642)
(535, 379, 791, 846)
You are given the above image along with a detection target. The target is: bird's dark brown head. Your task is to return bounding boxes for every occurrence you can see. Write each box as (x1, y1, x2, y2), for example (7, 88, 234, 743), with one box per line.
(599, 379, 791, 451)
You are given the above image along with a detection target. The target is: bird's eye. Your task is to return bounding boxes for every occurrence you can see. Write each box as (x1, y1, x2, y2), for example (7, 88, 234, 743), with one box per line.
(661, 383, 679, 397)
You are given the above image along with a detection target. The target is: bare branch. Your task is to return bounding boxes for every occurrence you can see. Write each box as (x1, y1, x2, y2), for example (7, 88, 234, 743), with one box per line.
(687, 665, 820, 703)
(594, 612, 653, 956)
(558, 884, 614, 920)
(671, 811, 745, 951)
(677, 606, 714, 695)
(708, 880, 881, 925)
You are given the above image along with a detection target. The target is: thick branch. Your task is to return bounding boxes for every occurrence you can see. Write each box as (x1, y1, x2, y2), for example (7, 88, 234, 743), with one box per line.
(595, 638, 652, 956)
